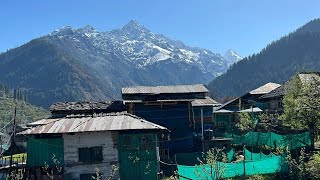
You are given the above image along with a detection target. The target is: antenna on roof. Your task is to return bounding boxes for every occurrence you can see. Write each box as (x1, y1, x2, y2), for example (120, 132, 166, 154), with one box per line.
(91, 101, 94, 117)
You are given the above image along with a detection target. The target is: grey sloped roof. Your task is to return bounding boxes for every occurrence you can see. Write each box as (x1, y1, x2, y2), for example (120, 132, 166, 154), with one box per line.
(249, 83, 281, 95)
(19, 113, 167, 135)
(122, 84, 208, 95)
(260, 85, 285, 99)
(191, 96, 221, 106)
(298, 73, 320, 85)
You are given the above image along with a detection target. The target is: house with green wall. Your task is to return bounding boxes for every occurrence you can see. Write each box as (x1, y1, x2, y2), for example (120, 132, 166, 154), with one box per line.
(19, 112, 167, 180)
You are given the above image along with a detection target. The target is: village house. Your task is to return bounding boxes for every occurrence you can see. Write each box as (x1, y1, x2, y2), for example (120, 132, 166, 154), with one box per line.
(258, 85, 285, 114)
(213, 82, 281, 136)
(257, 72, 320, 118)
(18, 112, 167, 180)
(121, 84, 220, 156)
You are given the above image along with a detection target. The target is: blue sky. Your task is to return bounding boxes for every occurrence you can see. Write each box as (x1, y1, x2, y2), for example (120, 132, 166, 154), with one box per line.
(1, 0, 319, 57)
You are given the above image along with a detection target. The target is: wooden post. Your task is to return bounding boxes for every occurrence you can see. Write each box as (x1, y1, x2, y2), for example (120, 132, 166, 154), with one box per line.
(201, 107, 204, 141)
(10, 95, 17, 172)
(243, 145, 246, 180)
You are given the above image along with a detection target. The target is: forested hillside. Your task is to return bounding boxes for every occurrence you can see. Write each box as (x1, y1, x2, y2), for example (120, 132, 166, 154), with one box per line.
(0, 83, 50, 127)
(208, 19, 320, 99)
(0, 39, 114, 108)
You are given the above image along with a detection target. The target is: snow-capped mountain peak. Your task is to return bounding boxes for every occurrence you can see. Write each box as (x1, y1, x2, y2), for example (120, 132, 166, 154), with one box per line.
(224, 49, 243, 64)
(78, 25, 97, 33)
(47, 21, 239, 83)
(112, 19, 151, 40)
(50, 26, 75, 36)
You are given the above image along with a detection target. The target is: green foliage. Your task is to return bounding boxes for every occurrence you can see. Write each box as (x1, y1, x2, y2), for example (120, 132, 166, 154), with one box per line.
(0, 97, 49, 127)
(93, 165, 119, 180)
(281, 74, 320, 149)
(285, 148, 320, 180)
(306, 153, 320, 179)
(194, 148, 227, 180)
(245, 174, 279, 180)
(236, 112, 254, 133)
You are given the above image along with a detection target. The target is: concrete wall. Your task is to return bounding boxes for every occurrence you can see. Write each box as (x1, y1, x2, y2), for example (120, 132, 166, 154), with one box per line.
(63, 131, 119, 179)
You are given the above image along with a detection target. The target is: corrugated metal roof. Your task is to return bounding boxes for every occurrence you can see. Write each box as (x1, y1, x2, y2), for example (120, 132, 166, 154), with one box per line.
(213, 109, 235, 113)
(238, 107, 263, 113)
(122, 84, 208, 95)
(191, 97, 221, 106)
(19, 113, 167, 135)
(250, 83, 281, 95)
(27, 119, 60, 127)
(214, 107, 262, 113)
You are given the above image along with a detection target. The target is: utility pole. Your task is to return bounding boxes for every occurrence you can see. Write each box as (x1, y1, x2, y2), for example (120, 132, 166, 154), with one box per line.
(10, 89, 17, 172)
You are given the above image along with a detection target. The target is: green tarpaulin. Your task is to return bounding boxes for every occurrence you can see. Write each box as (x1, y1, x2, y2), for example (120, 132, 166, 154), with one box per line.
(178, 148, 288, 179)
(175, 149, 235, 166)
(224, 131, 311, 149)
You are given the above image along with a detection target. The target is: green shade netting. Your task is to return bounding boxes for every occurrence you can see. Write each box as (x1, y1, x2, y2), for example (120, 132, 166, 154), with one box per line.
(175, 149, 235, 166)
(244, 148, 274, 160)
(178, 148, 288, 179)
(224, 131, 310, 149)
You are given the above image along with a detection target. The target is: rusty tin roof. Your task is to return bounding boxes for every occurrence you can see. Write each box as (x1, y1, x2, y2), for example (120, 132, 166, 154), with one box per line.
(20, 113, 167, 135)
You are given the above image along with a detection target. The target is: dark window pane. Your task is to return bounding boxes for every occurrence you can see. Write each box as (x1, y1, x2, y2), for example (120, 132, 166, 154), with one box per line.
(79, 146, 103, 162)
(80, 173, 94, 180)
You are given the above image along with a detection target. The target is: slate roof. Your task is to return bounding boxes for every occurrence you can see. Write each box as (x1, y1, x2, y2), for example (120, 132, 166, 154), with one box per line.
(50, 101, 125, 112)
(249, 83, 281, 95)
(122, 84, 208, 95)
(298, 73, 320, 85)
(19, 112, 167, 135)
(260, 85, 285, 99)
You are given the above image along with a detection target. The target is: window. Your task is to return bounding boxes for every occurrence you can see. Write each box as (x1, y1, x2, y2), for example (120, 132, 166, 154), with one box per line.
(80, 173, 102, 180)
(216, 121, 227, 126)
(159, 148, 169, 160)
(79, 146, 103, 162)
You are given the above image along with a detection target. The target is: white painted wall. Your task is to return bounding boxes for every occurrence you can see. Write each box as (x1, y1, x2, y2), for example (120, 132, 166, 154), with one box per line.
(63, 131, 119, 179)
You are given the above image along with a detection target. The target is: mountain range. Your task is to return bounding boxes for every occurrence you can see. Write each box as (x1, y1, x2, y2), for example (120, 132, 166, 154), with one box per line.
(0, 20, 241, 108)
(208, 18, 320, 99)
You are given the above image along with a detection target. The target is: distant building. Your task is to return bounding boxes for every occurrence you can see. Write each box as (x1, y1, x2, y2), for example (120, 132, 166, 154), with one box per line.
(122, 84, 221, 155)
(259, 85, 285, 114)
(19, 113, 167, 180)
(213, 82, 281, 135)
(50, 101, 126, 118)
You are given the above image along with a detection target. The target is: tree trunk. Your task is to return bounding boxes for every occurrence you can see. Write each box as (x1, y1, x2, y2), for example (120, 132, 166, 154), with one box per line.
(310, 124, 315, 150)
